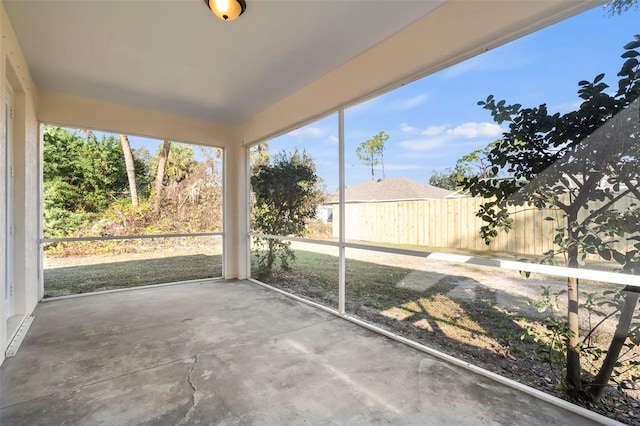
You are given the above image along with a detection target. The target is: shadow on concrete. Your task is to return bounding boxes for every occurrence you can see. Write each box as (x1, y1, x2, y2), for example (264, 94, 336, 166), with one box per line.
(255, 248, 639, 422)
(1, 280, 605, 425)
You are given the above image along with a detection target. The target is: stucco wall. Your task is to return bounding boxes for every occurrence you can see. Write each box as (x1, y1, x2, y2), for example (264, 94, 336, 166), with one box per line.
(37, 90, 237, 149)
(0, 1, 39, 364)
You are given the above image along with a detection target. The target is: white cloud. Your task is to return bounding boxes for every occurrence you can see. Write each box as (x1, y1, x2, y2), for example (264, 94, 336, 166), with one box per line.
(399, 123, 419, 134)
(446, 122, 502, 138)
(386, 94, 429, 111)
(290, 126, 323, 138)
(400, 121, 503, 152)
(421, 125, 447, 137)
(325, 135, 339, 145)
(399, 136, 449, 152)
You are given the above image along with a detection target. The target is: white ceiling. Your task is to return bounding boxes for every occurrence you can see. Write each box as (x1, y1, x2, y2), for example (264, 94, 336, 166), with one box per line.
(4, 0, 446, 126)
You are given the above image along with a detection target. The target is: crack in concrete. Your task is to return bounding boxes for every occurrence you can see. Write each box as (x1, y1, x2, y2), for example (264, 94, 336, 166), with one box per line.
(187, 355, 198, 404)
(177, 354, 199, 426)
(2, 356, 195, 410)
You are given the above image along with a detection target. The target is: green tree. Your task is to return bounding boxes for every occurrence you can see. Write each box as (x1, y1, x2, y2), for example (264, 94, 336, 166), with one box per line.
(606, 0, 638, 15)
(428, 169, 460, 191)
(152, 140, 171, 215)
(251, 149, 324, 278)
(131, 146, 152, 200)
(81, 133, 132, 211)
(151, 142, 197, 185)
(43, 126, 87, 214)
(250, 142, 269, 167)
(149, 142, 198, 217)
(462, 37, 640, 400)
(429, 141, 499, 190)
(42, 126, 148, 236)
(356, 131, 389, 180)
(119, 135, 139, 206)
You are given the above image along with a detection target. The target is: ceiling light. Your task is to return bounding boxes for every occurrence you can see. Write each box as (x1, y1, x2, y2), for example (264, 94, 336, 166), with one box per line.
(204, 0, 246, 22)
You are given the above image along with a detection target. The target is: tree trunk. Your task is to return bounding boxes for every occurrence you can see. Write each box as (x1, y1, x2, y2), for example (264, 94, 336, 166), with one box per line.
(119, 135, 138, 206)
(588, 286, 639, 402)
(566, 275, 582, 392)
(565, 214, 582, 392)
(370, 154, 375, 180)
(267, 239, 275, 272)
(153, 140, 171, 215)
(252, 142, 269, 167)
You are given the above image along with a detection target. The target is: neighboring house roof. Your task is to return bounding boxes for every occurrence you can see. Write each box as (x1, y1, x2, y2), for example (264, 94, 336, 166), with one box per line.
(325, 177, 453, 203)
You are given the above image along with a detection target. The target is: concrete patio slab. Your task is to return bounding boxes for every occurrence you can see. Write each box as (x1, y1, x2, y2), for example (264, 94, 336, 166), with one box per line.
(1, 280, 608, 425)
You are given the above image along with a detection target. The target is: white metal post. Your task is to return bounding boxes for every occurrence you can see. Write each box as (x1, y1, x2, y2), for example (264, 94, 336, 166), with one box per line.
(37, 123, 44, 300)
(338, 109, 346, 315)
(245, 145, 252, 279)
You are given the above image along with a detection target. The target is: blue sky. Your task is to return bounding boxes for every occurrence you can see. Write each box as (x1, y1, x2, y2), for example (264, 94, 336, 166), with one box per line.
(94, 4, 638, 194)
(265, 4, 639, 193)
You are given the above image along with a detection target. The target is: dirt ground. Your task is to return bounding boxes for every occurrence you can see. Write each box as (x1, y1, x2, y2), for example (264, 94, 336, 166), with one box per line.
(292, 242, 623, 331)
(44, 246, 219, 268)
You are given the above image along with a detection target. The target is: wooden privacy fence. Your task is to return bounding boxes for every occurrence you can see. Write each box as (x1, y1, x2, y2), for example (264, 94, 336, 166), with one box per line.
(330, 196, 637, 257)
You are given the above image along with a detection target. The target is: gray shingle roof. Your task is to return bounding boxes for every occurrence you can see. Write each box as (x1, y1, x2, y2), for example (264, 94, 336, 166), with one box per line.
(325, 177, 453, 203)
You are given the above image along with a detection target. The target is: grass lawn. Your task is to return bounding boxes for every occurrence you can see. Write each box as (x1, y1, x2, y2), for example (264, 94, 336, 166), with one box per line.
(44, 248, 222, 297)
(254, 248, 540, 357)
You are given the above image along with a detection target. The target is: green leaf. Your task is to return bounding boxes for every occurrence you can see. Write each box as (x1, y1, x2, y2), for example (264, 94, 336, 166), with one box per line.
(623, 40, 640, 50)
(621, 50, 640, 58)
(620, 58, 639, 75)
(598, 247, 612, 261)
(611, 250, 625, 264)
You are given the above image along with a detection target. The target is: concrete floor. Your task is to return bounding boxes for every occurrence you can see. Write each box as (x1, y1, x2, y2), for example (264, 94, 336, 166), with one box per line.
(1, 280, 609, 425)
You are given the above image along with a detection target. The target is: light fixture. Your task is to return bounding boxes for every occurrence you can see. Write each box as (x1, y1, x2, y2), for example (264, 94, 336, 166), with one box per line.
(204, 0, 246, 22)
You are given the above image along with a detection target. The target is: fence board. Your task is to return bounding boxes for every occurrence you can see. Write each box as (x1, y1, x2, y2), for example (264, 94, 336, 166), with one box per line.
(330, 194, 637, 258)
